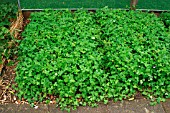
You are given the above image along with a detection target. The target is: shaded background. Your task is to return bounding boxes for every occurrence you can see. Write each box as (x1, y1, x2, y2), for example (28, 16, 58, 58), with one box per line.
(1, 0, 16, 4)
(1, 0, 170, 10)
(19, 0, 129, 9)
(137, 0, 170, 10)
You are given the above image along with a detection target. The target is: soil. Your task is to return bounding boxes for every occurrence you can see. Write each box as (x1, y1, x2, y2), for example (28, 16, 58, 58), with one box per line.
(0, 18, 30, 104)
(0, 61, 17, 104)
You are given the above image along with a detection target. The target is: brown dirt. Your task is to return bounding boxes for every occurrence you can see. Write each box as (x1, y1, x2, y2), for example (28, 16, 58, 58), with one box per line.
(0, 61, 17, 104)
(0, 12, 30, 104)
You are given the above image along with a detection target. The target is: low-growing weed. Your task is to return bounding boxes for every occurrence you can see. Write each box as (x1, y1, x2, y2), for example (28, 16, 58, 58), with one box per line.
(160, 12, 170, 28)
(0, 3, 17, 74)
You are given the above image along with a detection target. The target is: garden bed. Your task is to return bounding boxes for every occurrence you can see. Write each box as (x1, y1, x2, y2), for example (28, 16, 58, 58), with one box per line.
(15, 8, 170, 111)
(0, 5, 170, 112)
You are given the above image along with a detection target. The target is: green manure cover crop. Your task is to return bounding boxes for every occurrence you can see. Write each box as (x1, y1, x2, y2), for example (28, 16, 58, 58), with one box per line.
(15, 8, 170, 111)
(160, 12, 170, 30)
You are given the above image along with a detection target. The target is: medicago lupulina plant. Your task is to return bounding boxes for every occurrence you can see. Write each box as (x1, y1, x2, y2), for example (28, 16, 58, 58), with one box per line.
(15, 8, 170, 111)
(160, 12, 170, 30)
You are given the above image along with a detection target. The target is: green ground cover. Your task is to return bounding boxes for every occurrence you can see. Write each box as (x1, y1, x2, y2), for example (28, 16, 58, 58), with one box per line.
(0, 3, 17, 69)
(160, 12, 170, 29)
(15, 8, 170, 111)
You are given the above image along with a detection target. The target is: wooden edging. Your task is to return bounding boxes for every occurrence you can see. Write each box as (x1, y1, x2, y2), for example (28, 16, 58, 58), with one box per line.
(21, 8, 170, 12)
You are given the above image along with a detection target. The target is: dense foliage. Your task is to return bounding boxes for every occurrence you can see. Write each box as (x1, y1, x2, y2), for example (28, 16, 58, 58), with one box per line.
(160, 12, 170, 29)
(0, 3, 17, 39)
(15, 9, 170, 111)
(0, 3, 17, 67)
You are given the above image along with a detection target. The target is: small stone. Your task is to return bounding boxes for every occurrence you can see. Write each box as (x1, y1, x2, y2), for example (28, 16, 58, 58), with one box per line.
(15, 101, 19, 104)
(13, 96, 16, 100)
(144, 108, 150, 113)
(34, 105, 38, 109)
